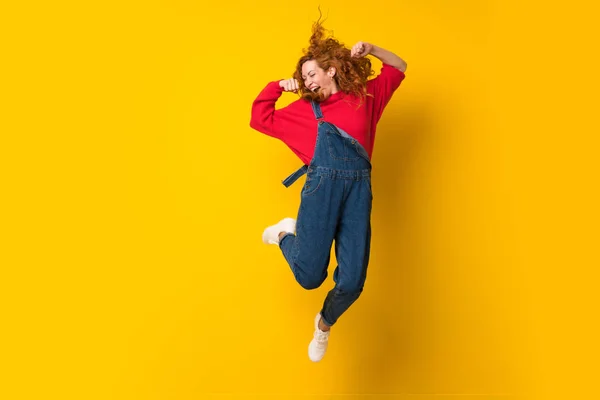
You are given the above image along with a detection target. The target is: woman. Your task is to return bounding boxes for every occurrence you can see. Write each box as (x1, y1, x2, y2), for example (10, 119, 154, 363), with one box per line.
(250, 20, 407, 362)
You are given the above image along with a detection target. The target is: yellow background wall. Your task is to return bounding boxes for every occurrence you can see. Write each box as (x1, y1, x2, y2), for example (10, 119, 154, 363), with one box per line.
(2, 1, 598, 399)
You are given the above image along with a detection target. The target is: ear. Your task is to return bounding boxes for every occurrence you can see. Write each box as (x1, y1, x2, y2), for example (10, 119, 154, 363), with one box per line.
(328, 67, 336, 77)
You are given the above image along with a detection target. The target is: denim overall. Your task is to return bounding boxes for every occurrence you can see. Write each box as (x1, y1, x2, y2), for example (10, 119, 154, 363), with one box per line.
(279, 100, 373, 326)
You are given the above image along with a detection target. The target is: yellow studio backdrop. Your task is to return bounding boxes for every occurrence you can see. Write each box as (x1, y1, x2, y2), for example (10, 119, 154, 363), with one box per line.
(1, 1, 598, 399)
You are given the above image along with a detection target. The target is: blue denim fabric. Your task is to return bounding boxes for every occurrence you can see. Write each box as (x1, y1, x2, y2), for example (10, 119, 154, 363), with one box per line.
(279, 101, 373, 326)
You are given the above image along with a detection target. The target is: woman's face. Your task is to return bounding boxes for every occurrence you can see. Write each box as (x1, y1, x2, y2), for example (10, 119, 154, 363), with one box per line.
(301, 60, 337, 99)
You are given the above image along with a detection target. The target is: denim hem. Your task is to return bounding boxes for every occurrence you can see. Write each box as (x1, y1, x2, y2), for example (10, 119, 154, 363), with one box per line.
(278, 232, 295, 247)
(320, 311, 334, 327)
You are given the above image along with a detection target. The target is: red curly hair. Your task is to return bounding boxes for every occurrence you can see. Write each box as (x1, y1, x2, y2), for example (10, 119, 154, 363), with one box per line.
(293, 17, 374, 105)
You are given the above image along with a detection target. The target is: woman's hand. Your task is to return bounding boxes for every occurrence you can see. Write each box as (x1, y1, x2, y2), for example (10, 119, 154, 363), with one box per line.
(279, 78, 299, 93)
(351, 41, 373, 58)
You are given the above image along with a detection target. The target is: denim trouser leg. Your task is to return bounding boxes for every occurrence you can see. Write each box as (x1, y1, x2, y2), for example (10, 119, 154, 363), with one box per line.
(321, 178, 372, 326)
(279, 174, 343, 290)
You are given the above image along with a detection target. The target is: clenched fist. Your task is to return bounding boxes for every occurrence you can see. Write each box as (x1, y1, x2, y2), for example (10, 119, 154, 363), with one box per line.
(351, 41, 373, 58)
(279, 78, 299, 93)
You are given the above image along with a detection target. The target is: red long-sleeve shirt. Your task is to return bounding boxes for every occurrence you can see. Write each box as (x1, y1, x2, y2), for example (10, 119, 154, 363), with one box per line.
(250, 64, 405, 165)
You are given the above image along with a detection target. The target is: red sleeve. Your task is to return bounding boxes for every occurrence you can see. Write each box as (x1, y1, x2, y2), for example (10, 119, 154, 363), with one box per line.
(368, 63, 405, 121)
(250, 81, 286, 139)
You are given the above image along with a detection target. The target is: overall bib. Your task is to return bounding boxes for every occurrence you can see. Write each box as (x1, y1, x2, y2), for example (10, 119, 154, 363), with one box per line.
(279, 100, 373, 326)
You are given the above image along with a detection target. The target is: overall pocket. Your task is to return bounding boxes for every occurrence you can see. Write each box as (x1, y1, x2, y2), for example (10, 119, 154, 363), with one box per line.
(327, 135, 362, 161)
(302, 173, 324, 196)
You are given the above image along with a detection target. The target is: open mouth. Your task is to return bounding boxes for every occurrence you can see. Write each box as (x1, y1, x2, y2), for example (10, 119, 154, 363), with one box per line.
(310, 86, 320, 92)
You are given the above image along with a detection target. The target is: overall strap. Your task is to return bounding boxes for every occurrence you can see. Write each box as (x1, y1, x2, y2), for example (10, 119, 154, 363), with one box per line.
(310, 100, 324, 121)
(281, 165, 308, 188)
(280, 101, 323, 187)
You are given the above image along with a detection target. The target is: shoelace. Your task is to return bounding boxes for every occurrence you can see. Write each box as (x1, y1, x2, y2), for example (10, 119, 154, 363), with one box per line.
(314, 329, 329, 344)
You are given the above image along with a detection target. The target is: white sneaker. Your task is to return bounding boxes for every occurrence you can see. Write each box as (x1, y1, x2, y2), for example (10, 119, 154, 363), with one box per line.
(308, 312, 330, 362)
(262, 217, 296, 245)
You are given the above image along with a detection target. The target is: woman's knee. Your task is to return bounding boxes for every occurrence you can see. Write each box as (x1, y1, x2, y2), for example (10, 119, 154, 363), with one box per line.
(296, 273, 326, 290)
